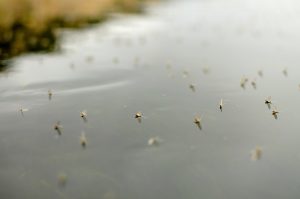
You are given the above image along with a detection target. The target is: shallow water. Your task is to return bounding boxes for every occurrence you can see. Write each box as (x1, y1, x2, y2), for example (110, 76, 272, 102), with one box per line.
(2, 0, 300, 198)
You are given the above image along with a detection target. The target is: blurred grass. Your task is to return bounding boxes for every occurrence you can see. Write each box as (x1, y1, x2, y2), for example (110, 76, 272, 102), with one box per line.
(0, 0, 146, 61)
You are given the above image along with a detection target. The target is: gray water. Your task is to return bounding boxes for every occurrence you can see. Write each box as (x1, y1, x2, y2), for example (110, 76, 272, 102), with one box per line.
(2, 0, 300, 198)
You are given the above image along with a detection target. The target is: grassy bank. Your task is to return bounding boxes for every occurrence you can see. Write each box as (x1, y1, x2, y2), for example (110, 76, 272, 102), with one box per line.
(0, 0, 145, 61)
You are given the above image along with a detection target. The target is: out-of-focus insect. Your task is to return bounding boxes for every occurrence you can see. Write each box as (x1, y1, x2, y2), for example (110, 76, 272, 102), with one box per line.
(219, 99, 224, 112)
(251, 146, 262, 161)
(183, 70, 189, 78)
(202, 67, 210, 74)
(54, 121, 62, 135)
(135, 112, 142, 123)
(19, 107, 29, 116)
(258, 70, 263, 77)
(240, 76, 248, 89)
(148, 137, 161, 146)
(80, 110, 87, 122)
(264, 96, 272, 109)
(48, 89, 52, 100)
(282, 68, 288, 77)
(57, 173, 67, 187)
(251, 78, 257, 89)
(189, 84, 196, 92)
(194, 115, 202, 130)
(272, 106, 279, 119)
(80, 132, 87, 148)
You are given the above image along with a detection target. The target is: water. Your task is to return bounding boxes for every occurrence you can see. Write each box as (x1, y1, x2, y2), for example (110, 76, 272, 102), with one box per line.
(1, 0, 300, 198)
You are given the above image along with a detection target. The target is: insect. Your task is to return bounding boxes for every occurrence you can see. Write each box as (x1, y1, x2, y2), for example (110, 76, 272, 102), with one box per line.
(148, 137, 160, 146)
(272, 106, 279, 119)
(194, 115, 202, 130)
(251, 79, 257, 89)
(57, 173, 67, 187)
(80, 110, 87, 122)
(282, 68, 288, 77)
(219, 99, 224, 112)
(80, 132, 87, 148)
(19, 107, 29, 116)
(135, 112, 142, 123)
(264, 96, 272, 109)
(258, 70, 263, 77)
(48, 89, 52, 100)
(240, 77, 248, 89)
(54, 121, 62, 135)
(251, 146, 262, 161)
(189, 84, 196, 92)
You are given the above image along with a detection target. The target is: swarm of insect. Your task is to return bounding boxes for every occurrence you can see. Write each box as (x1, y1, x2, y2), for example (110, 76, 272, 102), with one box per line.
(194, 115, 202, 130)
(148, 137, 160, 146)
(219, 99, 224, 112)
(48, 89, 52, 100)
(272, 106, 279, 119)
(80, 132, 87, 148)
(19, 107, 29, 116)
(264, 96, 272, 109)
(54, 121, 62, 135)
(189, 84, 196, 92)
(80, 110, 87, 122)
(258, 70, 263, 77)
(251, 146, 262, 161)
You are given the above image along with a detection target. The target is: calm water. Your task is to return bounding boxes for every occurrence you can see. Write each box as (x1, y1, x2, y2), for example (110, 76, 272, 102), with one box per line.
(2, 0, 300, 198)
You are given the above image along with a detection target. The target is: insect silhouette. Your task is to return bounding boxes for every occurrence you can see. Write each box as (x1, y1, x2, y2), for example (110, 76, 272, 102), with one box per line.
(251, 146, 262, 161)
(264, 96, 272, 109)
(219, 99, 224, 112)
(54, 121, 62, 135)
(272, 106, 279, 119)
(19, 107, 29, 116)
(80, 110, 87, 122)
(135, 112, 143, 123)
(194, 115, 202, 130)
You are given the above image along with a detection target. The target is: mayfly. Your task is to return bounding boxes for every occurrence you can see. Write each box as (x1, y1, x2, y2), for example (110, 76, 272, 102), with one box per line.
(80, 110, 87, 122)
(272, 106, 279, 119)
(54, 121, 62, 135)
(264, 96, 272, 109)
(194, 115, 203, 130)
(135, 112, 143, 123)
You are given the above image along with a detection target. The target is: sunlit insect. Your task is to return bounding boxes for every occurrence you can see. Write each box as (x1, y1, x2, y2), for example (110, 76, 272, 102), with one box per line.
(148, 137, 160, 146)
(19, 107, 29, 116)
(189, 84, 196, 92)
(272, 106, 279, 119)
(194, 115, 203, 130)
(135, 112, 142, 123)
(54, 121, 62, 135)
(282, 68, 288, 77)
(80, 132, 87, 148)
(219, 99, 224, 112)
(48, 89, 52, 100)
(80, 110, 87, 122)
(251, 79, 257, 89)
(258, 70, 263, 77)
(251, 146, 262, 161)
(264, 96, 272, 109)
